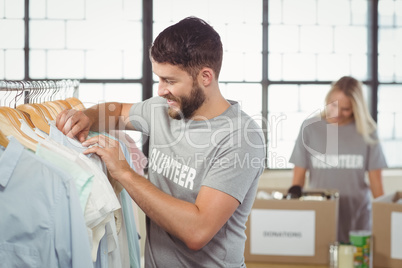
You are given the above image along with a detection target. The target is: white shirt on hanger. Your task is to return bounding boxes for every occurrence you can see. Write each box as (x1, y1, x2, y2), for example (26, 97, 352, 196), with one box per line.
(43, 125, 123, 264)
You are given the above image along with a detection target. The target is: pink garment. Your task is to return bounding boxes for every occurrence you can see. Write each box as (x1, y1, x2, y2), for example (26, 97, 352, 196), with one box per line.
(108, 130, 147, 234)
(108, 130, 147, 176)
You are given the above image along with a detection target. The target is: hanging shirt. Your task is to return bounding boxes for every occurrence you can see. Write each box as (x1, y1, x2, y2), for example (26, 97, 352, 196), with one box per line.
(95, 231, 109, 268)
(108, 130, 147, 176)
(0, 138, 93, 268)
(36, 144, 94, 210)
(19, 118, 42, 142)
(89, 131, 142, 268)
(118, 144, 142, 268)
(108, 130, 144, 241)
(48, 125, 123, 265)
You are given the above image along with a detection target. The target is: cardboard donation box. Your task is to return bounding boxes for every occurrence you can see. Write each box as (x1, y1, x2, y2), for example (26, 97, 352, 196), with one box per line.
(245, 188, 339, 265)
(372, 191, 402, 268)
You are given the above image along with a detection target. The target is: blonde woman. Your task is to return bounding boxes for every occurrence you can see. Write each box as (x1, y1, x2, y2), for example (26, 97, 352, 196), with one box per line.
(289, 76, 387, 243)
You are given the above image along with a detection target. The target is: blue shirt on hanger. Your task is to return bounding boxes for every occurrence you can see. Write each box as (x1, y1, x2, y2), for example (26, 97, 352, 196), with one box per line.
(0, 138, 93, 268)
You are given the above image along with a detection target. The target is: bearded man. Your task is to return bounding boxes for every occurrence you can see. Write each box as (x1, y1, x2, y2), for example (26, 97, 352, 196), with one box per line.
(56, 16, 266, 268)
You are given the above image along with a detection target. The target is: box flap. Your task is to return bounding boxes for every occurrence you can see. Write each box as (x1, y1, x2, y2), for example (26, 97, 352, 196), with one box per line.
(373, 191, 402, 203)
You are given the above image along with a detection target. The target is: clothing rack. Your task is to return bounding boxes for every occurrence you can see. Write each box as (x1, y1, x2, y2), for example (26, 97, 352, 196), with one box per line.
(0, 79, 84, 136)
(0, 79, 79, 107)
(0, 78, 142, 268)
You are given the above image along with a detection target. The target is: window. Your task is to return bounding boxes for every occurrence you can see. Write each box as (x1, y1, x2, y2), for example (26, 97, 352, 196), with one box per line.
(152, 0, 263, 128)
(0, 0, 25, 80)
(267, 0, 370, 168)
(1, 0, 401, 168)
(377, 0, 402, 167)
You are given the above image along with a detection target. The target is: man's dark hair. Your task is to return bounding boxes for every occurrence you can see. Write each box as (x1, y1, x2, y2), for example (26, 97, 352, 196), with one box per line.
(150, 16, 223, 80)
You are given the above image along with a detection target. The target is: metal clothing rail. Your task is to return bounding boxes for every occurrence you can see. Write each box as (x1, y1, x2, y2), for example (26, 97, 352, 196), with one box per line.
(0, 79, 79, 108)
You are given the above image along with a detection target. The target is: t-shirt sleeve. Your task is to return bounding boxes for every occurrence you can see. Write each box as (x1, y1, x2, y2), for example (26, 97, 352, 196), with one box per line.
(367, 131, 388, 170)
(129, 97, 166, 135)
(201, 128, 266, 204)
(289, 122, 309, 168)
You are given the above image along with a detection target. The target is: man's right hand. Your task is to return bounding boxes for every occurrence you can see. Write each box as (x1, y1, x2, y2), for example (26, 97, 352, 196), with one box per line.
(56, 109, 92, 143)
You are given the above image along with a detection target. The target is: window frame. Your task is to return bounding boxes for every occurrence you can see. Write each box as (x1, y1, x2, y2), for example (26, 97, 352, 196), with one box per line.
(11, 0, 402, 168)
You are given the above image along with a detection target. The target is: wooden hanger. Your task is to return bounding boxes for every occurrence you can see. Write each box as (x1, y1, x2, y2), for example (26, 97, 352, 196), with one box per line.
(0, 107, 27, 131)
(44, 100, 64, 114)
(0, 109, 37, 151)
(0, 129, 9, 148)
(31, 103, 54, 121)
(1, 107, 44, 141)
(38, 103, 58, 120)
(18, 109, 36, 129)
(1, 107, 35, 131)
(66, 97, 85, 111)
(33, 103, 55, 121)
(54, 99, 73, 110)
(16, 104, 50, 134)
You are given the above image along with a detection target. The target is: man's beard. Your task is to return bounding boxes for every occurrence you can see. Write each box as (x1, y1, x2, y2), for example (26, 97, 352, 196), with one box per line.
(166, 83, 206, 120)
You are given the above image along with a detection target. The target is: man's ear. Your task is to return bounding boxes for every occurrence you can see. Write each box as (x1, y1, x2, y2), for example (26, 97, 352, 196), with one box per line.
(199, 67, 214, 86)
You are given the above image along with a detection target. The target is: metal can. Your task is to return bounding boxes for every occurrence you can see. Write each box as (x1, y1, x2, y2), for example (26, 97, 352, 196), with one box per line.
(338, 244, 354, 268)
(349, 230, 371, 268)
(329, 242, 339, 268)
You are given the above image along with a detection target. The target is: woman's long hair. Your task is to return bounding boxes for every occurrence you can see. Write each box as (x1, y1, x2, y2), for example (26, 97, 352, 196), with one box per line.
(323, 76, 378, 144)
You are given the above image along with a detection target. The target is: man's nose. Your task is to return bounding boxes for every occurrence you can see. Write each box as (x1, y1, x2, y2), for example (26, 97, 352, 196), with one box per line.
(158, 81, 169, 97)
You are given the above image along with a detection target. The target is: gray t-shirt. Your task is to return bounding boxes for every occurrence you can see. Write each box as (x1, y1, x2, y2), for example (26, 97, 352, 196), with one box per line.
(129, 97, 266, 267)
(289, 116, 387, 243)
